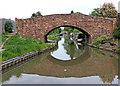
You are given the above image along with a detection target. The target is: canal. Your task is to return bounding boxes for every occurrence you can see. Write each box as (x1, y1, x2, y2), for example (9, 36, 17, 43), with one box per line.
(2, 35, 119, 84)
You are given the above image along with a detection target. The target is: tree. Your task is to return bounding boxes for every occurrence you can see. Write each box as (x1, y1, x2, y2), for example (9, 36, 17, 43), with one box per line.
(90, 8, 101, 17)
(31, 11, 42, 18)
(113, 27, 120, 46)
(71, 10, 74, 14)
(99, 2, 118, 18)
(31, 13, 37, 18)
(74, 12, 83, 14)
(5, 21, 13, 33)
(36, 11, 42, 16)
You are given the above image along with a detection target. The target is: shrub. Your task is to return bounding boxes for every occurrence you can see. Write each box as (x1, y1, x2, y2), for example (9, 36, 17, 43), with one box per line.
(118, 47, 120, 51)
(113, 27, 120, 39)
(5, 21, 13, 33)
(96, 35, 110, 42)
(92, 41, 101, 46)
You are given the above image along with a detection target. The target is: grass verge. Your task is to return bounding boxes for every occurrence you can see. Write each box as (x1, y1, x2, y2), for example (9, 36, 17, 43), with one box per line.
(2, 35, 55, 61)
(47, 33, 60, 41)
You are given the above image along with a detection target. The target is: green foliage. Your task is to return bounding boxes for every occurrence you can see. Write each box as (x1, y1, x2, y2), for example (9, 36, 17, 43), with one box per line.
(113, 27, 120, 39)
(92, 41, 101, 46)
(49, 27, 61, 35)
(47, 27, 61, 41)
(99, 2, 118, 18)
(31, 11, 42, 18)
(47, 36, 60, 41)
(31, 13, 37, 18)
(74, 12, 83, 14)
(72, 29, 83, 34)
(64, 27, 73, 31)
(0, 32, 8, 45)
(36, 11, 42, 16)
(2, 35, 52, 61)
(116, 21, 119, 27)
(96, 35, 110, 42)
(0, 34, 1, 46)
(118, 47, 120, 51)
(90, 8, 101, 17)
(2, 32, 9, 35)
(64, 27, 83, 34)
(92, 35, 110, 46)
(5, 21, 13, 33)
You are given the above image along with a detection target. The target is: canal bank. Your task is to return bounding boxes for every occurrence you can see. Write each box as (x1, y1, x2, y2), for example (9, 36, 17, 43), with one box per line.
(2, 45, 58, 70)
(86, 44, 120, 55)
(1, 34, 58, 70)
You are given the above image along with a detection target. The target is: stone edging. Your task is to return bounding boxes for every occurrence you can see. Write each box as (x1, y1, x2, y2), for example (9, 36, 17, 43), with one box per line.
(1, 46, 57, 70)
(87, 44, 120, 55)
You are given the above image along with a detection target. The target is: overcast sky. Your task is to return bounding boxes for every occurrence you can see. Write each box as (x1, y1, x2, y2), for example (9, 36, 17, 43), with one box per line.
(0, 0, 119, 20)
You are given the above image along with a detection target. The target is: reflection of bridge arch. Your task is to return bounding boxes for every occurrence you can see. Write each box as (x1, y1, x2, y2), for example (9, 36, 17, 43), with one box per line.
(2, 46, 117, 84)
(22, 47, 117, 83)
(47, 46, 91, 66)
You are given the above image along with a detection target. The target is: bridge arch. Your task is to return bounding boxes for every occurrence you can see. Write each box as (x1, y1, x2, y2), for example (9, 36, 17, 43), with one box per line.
(44, 25, 91, 43)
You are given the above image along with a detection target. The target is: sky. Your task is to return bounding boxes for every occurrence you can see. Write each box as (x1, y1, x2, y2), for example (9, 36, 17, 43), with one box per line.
(0, 0, 120, 20)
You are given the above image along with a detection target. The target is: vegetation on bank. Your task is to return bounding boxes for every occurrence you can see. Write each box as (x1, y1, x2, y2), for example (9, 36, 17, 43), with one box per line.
(47, 27, 61, 41)
(118, 47, 120, 51)
(64, 27, 83, 34)
(2, 35, 55, 61)
(47, 34, 60, 41)
(92, 35, 117, 46)
(0, 32, 8, 46)
(2, 32, 9, 42)
(113, 27, 120, 47)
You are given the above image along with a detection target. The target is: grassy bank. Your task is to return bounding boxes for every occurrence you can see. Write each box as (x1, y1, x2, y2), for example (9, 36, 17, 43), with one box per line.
(1, 33, 9, 43)
(47, 33, 60, 41)
(2, 35, 55, 61)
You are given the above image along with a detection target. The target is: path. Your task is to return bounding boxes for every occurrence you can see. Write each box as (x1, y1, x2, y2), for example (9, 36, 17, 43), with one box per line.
(0, 33, 16, 52)
(0, 38, 10, 52)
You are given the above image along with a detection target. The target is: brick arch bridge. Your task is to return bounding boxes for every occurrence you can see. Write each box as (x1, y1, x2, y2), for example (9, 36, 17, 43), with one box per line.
(17, 14, 117, 43)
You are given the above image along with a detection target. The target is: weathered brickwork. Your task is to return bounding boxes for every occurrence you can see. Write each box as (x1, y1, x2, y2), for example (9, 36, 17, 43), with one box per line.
(17, 14, 117, 43)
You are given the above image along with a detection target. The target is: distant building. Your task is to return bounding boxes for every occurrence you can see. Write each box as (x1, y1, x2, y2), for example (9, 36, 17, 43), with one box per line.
(0, 18, 17, 34)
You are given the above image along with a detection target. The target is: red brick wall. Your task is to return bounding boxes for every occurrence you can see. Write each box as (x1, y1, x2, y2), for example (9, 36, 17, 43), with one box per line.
(17, 14, 117, 43)
(118, 13, 120, 27)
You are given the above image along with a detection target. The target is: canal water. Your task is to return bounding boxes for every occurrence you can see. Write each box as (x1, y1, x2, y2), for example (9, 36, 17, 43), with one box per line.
(2, 35, 119, 84)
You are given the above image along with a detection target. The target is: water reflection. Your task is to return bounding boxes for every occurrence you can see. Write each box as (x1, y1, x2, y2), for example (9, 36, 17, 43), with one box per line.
(51, 37, 71, 60)
(2, 35, 119, 84)
(51, 36, 85, 61)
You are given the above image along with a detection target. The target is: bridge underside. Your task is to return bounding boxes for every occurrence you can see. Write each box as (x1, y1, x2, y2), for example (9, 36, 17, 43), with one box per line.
(17, 14, 116, 43)
(44, 26, 91, 43)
